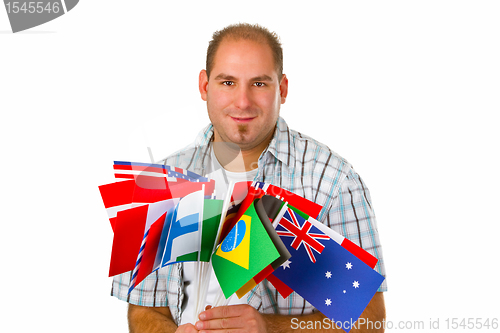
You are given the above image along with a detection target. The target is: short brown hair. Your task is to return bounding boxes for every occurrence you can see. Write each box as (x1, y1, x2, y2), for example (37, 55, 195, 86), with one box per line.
(206, 23, 283, 80)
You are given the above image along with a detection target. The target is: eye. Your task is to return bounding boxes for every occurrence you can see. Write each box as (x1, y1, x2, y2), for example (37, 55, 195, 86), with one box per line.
(253, 82, 265, 87)
(222, 81, 234, 86)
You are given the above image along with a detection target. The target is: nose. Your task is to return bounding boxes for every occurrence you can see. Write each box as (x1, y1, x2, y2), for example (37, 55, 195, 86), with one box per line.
(233, 85, 252, 111)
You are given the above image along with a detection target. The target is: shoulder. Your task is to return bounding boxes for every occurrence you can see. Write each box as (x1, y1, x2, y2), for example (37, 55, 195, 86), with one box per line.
(162, 124, 214, 172)
(278, 119, 364, 221)
(290, 127, 342, 162)
(285, 121, 354, 187)
(275, 117, 350, 169)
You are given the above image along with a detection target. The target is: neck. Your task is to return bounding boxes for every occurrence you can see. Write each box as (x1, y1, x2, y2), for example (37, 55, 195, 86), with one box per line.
(212, 141, 265, 173)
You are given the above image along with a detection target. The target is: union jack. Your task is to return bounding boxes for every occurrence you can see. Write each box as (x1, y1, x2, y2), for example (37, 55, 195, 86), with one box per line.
(276, 208, 330, 263)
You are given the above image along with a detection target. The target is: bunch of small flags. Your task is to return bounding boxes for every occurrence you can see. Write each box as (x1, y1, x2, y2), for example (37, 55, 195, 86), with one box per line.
(99, 161, 384, 332)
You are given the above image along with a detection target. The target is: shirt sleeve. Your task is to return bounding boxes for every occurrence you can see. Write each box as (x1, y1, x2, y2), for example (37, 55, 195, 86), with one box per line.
(110, 264, 185, 324)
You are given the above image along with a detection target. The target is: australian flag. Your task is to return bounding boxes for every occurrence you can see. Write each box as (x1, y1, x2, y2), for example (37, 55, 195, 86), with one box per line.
(272, 207, 385, 332)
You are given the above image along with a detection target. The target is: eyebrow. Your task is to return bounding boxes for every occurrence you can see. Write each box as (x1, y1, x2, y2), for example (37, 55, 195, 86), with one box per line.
(213, 73, 274, 82)
(252, 75, 274, 82)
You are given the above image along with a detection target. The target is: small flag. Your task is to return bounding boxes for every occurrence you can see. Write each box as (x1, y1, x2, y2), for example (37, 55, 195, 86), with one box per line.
(127, 198, 180, 292)
(161, 190, 205, 266)
(113, 161, 209, 182)
(212, 199, 281, 299)
(251, 181, 323, 219)
(268, 205, 378, 298)
(272, 207, 385, 332)
(217, 185, 265, 245)
(235, 196, 291, 298)
(130, 172, 214, 204)
(98, 164, 215, 230)
(147, 198, 223, 274)
(98, 180, 140, 231)
(108, 198, 180, 278)
(108, 205, 149, 277)
(199, 199, 224, 262)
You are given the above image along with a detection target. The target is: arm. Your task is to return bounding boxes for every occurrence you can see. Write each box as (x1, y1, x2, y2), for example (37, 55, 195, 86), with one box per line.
(129, 304, 200, 333)
(128, 304, 177, 333)
(264, 292, 386, 333)
(195, 292, 385, 333)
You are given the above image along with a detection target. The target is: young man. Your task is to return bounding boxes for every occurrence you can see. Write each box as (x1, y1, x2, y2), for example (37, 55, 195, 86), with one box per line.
(113, 23, 387, 332)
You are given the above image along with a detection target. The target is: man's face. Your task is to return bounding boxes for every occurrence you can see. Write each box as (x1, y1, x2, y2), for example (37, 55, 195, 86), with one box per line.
(199, 39, 288, 152)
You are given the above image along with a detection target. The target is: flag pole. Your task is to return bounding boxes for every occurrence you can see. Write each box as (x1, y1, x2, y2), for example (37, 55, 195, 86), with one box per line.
(213, 181, 235, 249)
(212, 287, 229, 308)
(198, 184, 205, 262)
(193, 185, 205, 320)
(195, 181, 235, 318)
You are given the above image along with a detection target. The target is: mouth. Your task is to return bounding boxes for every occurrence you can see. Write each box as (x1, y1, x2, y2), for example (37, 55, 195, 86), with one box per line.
(230, 116, 255, 124)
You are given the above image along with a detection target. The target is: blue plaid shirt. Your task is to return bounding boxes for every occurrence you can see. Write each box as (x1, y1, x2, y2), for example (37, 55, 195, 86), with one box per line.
(111, 116, 387, 324)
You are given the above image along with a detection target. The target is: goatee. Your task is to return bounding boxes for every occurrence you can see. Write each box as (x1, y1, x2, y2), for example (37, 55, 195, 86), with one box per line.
(237, 124, 248, 139)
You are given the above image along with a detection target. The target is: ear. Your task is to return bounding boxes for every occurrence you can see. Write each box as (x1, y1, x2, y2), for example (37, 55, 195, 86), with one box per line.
(279, 74, 288, 104)
(199, 69, 209, 101)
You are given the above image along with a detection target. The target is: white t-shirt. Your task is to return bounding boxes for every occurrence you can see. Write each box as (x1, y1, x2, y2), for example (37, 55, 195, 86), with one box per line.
(180, 148, 258, 325)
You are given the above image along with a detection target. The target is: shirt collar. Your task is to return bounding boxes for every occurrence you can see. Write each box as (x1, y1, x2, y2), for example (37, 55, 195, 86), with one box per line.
(194, 123, 214, 146)
(263, 116, 295, 167)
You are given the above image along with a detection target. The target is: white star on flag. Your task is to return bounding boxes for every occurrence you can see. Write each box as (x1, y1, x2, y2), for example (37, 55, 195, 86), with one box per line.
(346, 262, 353, 270)
(325, 271, 332, 279)
(353, 281, 360, 288)
(281, 260, 292, 270)
(325, 298, 332, 306)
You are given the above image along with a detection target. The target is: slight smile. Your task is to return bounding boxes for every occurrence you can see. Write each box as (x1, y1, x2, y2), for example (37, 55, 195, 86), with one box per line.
(230, 116, 255, 123)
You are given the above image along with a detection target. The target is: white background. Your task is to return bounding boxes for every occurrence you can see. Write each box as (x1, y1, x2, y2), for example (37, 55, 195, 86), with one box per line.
(1, 1, 499, 331)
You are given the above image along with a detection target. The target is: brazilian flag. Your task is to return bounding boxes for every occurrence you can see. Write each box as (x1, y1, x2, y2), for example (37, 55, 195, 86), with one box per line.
(212, 200, 280, 298)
